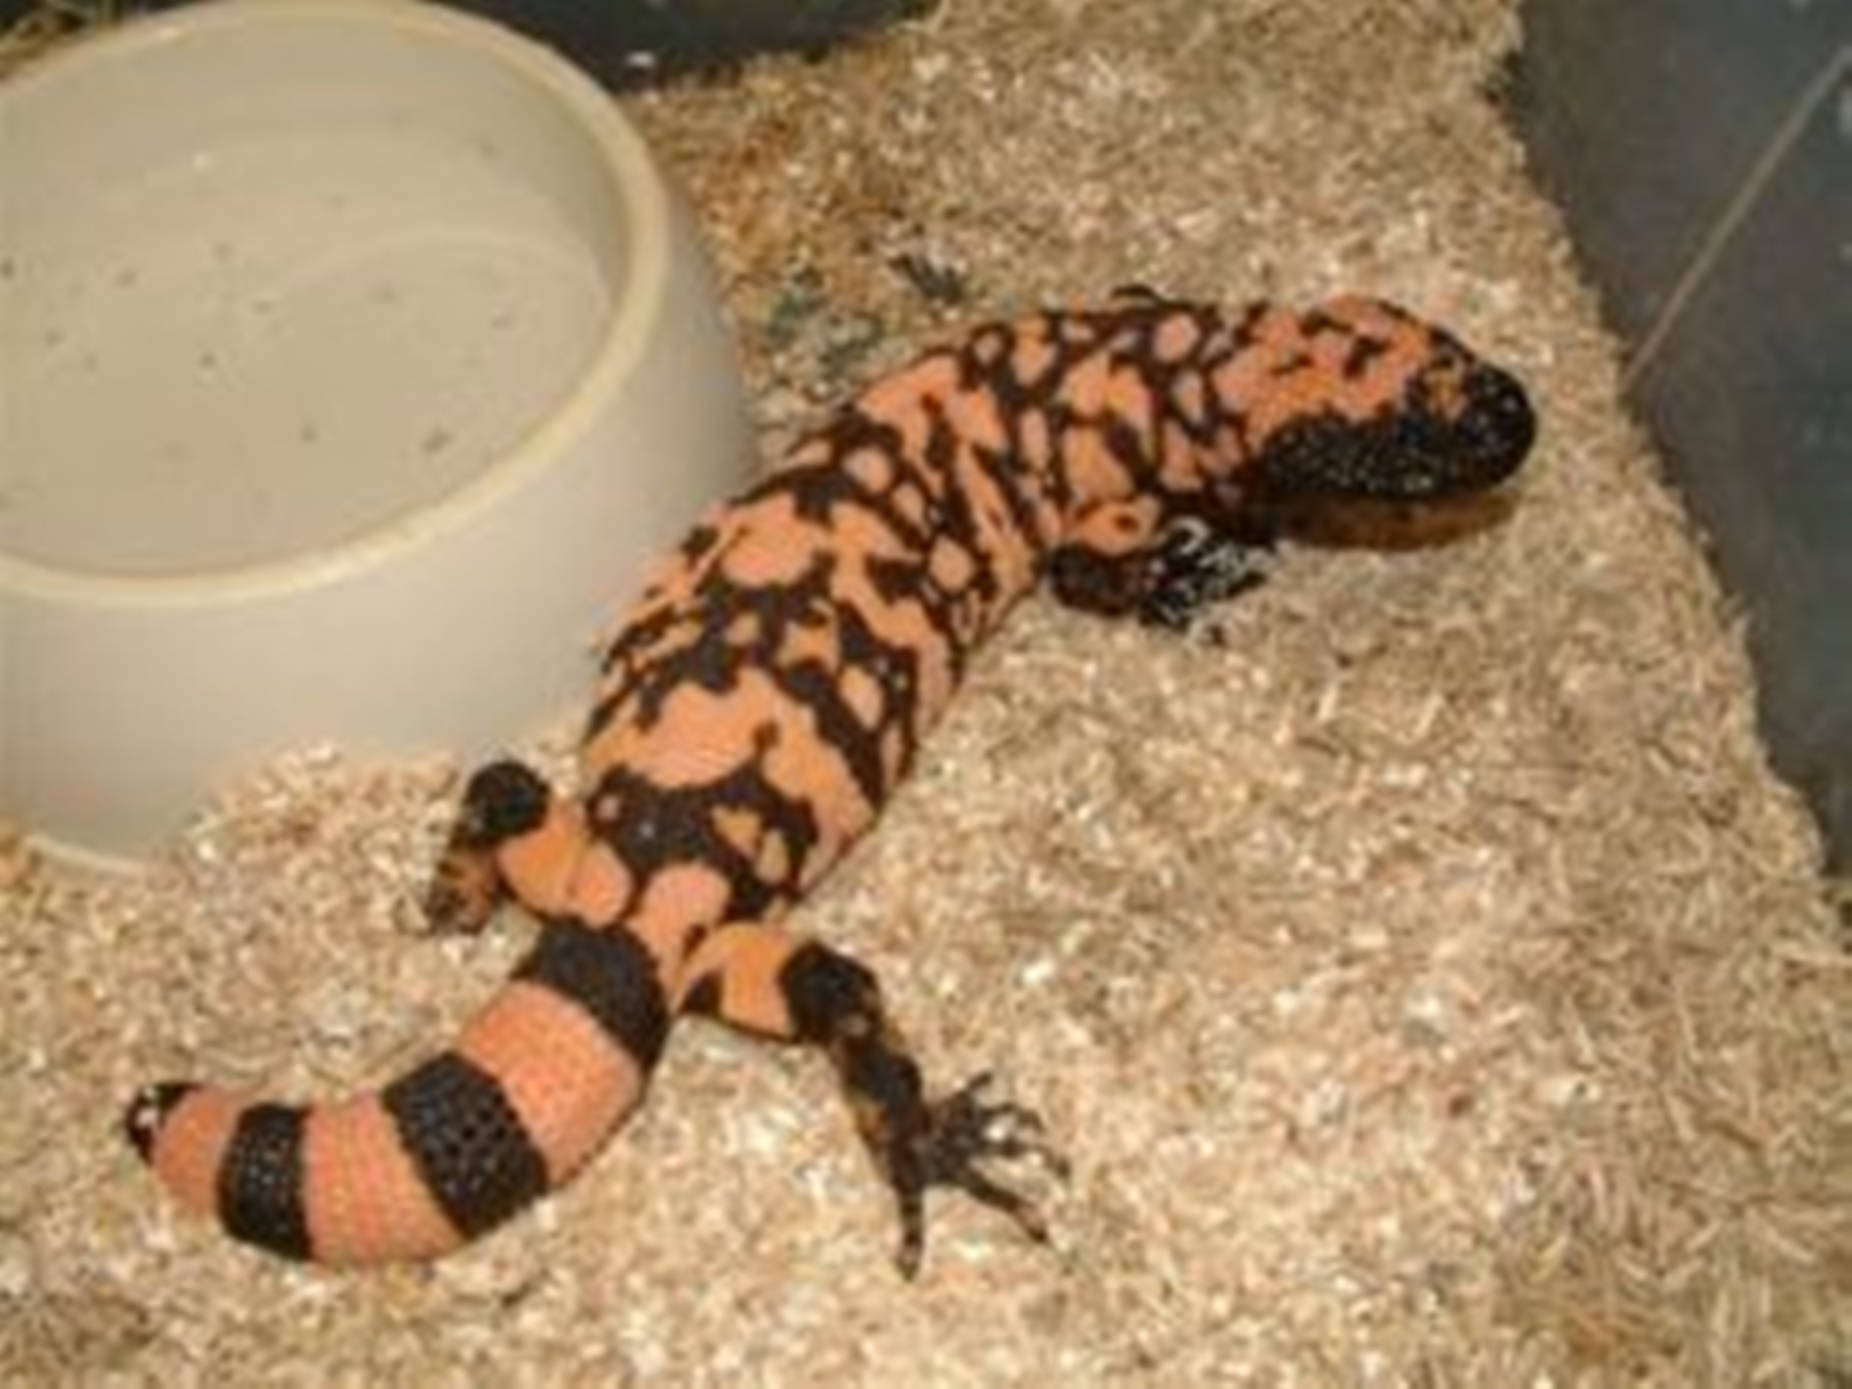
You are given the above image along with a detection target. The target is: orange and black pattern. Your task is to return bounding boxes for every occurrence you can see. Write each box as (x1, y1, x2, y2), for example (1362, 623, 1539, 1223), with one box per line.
(126, 293, 1535, 1274)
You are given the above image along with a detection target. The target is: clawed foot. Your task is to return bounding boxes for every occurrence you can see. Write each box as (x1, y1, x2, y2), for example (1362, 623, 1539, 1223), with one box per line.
(1137, 516, 1274, 631)
(421, 847, 501, 935)
(887, 1071, 1069, 1278)
(419, 760, 553, 934)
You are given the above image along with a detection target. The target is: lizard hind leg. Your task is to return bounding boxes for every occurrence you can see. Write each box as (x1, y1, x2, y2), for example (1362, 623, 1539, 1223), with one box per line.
(678, 922, 1068, 1277)
(423, 758, 574, 934)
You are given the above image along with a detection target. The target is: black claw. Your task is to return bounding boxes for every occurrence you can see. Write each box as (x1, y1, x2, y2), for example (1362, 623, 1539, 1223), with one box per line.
(420, 857, 500, 936)
(894, 1235, 924, 1280)
(932, 1081, 1066, 1177)
(881, 1070, 1065, 1274)
(945, 1161, 1048, 1240)
(891, 1147, 928, 1279)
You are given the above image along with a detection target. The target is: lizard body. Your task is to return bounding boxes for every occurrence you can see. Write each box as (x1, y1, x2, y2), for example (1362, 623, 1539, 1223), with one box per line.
(126, 293, 1535, 1274)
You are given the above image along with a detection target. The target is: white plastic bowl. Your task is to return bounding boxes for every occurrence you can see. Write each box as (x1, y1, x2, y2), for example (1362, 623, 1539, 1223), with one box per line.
(0, 0, 752, 869)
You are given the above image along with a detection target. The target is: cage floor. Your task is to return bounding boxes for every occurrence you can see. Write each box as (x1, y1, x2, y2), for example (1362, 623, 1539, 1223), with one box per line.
(3, 2, 1847, 1383)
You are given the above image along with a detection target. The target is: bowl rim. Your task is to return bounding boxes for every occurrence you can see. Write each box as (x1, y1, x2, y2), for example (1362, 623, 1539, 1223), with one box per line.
(0, 0, 673, 610)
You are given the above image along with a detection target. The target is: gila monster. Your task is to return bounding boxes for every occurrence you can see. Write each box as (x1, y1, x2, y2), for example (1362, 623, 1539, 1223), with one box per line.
(125, 290, 1535, 1275)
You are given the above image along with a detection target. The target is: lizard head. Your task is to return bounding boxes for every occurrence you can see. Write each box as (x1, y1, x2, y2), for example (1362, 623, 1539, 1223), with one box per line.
(1230, 296, 1536, 504)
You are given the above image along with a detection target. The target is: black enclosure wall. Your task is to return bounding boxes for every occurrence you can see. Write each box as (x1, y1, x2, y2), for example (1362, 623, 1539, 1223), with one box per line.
(1508, 2, 1852, 873)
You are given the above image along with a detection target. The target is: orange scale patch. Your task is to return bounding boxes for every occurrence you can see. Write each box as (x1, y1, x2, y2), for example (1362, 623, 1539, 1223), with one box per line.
(629, 863, 735, 957)
(840, 665, 886, 729)
(1018, 407, 1054, 467)
(151, 1086, 249, 1219)
(778, 615, 842, 671)
(892, 483, 931, 528)
(725, 610, 764, 646)
(756, 830, 793, 885)
(623, 682, 770, 788)
(496, 803, 585, 918)
(1153, 313, 1203, 362)
(928, 538, 978, 592)
(721, 498, 821, 588)
(303, 1095, 462, 1264)
(1011, 330, 1057, 385)
(1073, 496, 1162, 557)
(760, 707, 874, 848)
(568, 841, 636, 925)
(457, 982, 641, 1186)
(859, 356, 961, 460)
(945, 387, 1009, 455)
(713, 804, 765, 859)
(846, 446, 898, 493)
(1158, 421, 1204, 493)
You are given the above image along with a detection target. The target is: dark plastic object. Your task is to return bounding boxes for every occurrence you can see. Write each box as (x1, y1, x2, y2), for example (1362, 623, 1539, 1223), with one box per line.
(1508, 3, 1852, 873)
(445, 0, 935, 88)
(0, 0, 936, 88)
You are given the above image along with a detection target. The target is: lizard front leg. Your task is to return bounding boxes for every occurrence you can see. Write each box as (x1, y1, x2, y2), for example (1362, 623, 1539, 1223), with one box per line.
(1050, 501, 1275, 632)
(1132, 514, 1275, 630)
